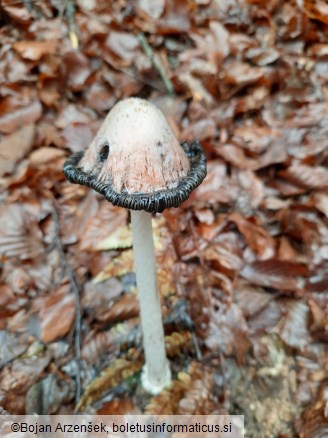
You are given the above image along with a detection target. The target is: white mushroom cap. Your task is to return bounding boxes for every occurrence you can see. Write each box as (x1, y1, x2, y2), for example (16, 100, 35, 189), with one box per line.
(79, 98, 190, 194)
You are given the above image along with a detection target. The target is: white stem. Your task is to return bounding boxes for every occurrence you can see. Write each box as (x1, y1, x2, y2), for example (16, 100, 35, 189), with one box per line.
(130, 210, 171, 394)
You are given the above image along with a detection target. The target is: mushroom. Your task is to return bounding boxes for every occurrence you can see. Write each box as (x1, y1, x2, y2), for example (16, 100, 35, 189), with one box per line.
(63, 97, 206, 394)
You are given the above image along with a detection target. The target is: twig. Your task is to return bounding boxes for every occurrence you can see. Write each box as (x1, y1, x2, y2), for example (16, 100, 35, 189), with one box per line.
(137, 33, 175, 95)
(51, 204, 82, 403)
(59, 0, 79, 49)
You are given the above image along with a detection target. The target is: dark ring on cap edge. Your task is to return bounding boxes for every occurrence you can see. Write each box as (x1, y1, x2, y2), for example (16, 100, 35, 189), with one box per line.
(63, 141, 207, 213)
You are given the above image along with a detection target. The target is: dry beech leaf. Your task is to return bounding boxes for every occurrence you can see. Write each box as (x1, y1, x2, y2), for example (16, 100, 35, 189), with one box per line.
(300, 383, 328, 438)
(0, 97, 42, 134)
(0, 354, 50, 402)
(0, 284, 15, 309)
(178, 72, 213, 105)
(78, 202, 127, 252)
(29, 147, 65, 167)
(280, 165, 328, 189)
(55, 104, 94, 129)
(86, 83, 116, 112)
(206, 303, 250, 364)
(82, 319, 140, 366)
(240, 259, 309, 291)
(82, 277, 123, 313)
(105, 31, 140, 66)
(237, 170, 264, 209)
(32, 284, 75, 343)
(63, 51, 92, 91)
(303, 0, 328, 25)
(137, 0, 165, 19)
(311, 192, 328, 217)
(217, 144, 258, 170)
(274, 300, 311, 351)
(61, 191, 99, 246)
(246, 47, 280, 66)
(192, 160, 238, 204)
(62, 122, 96, 153)
(0, 124, 35, 177)
(1, 0, 32, 24)
(81, 331, 116, 364)
(229, 212, 275, 259)
(97, 293, 139, 324)
(0, 203, 44, 261)
(233, 125, 281, 154)
(181, 21, 229, 67)
(308, 298, 328, 338)
(0, 332, 29, 368)
(233, 281, 273, 319)
(182, 118, 216, 142)
(13, 40, 59, 61)
(156, 0, 191, 34)
(202, 244, 244, 273)
(222, 62, 264, 87)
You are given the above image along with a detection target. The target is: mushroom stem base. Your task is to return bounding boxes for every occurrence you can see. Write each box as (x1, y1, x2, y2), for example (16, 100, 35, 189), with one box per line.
(130, 210, 171, 394)
(141, 362, 172, 395)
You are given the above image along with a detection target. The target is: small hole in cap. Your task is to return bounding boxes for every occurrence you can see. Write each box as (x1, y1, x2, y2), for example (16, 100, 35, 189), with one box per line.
(99, 143, 110, 162)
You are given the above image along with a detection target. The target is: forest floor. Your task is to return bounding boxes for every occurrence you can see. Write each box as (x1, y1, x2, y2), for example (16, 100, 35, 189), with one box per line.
(0, 1, 328, 437)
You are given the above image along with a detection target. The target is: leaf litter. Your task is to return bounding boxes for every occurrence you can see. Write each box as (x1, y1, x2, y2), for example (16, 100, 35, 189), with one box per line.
(0, 0, 328, 436)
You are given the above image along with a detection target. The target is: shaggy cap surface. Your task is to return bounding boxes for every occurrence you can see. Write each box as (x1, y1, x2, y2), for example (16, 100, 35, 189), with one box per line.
(63, 98, 207, 213)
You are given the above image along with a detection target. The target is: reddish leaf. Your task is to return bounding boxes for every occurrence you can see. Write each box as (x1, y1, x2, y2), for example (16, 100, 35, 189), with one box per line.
(240, 259, 309, 291)
(0, 203, 44, 261)
(206, 303, 250, 363)
(311, 192, 328, 217)
(105, 32, 140, 66)
(1, 0, 32, 24)
(237, 170, 264, 209)
(13, 40, 59, 61)
(63, 51, 92, 91)
(137, 0, 165, 19)
(246, 47, 280, 66)
(0, 355, 50, 413)
(29, 147, 65, 168)
(97, 294, 139, 324)
(202, 242, 244, 274)
(229, 212, 275, 259)
(0, 332, 29, 367)
(32, 284, 75, 343)
(233, 281, 273, 319)
(217, 144, 258, 170)
(303, 0, 328, 25)
(280, 165, 328, 189)
(192, 160, 238, 204)
(181, 21, 229, 66)
(308, 297, 328, 340)
(156, 0, 191, 34)
(274, 300, 311, 351)
(222, 62, 264, 87)
(62, 122, 96, 153)
(0, 124, 35, 177)
(85, 83, 116, 112)
(0, 97, 42, 134)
